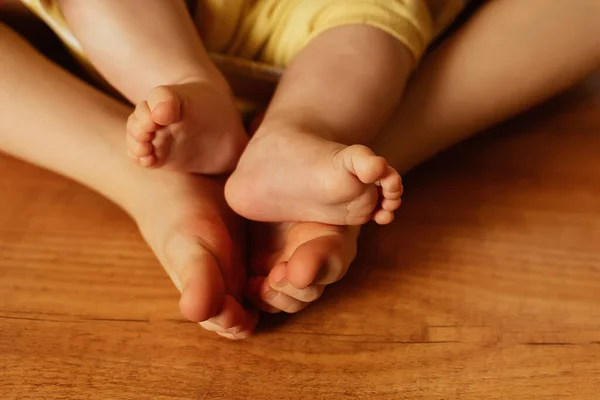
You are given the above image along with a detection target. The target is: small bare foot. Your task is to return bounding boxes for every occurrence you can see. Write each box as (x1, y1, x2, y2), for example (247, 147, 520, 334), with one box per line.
(225, 129, 403, 225)
(126, 78, 248, 174)
(130, 171, 257, 339)
(246, 221, 360, 313)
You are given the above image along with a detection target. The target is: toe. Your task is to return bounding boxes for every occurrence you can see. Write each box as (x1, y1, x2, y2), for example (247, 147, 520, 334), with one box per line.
(246, 222, 360, 313)
(128, 125, 155, 143)
(147, 86, 182, 126)
(256, 277, 309, 314)
(379, 166, 403, 199)
(168, 236, 226, 323)
(383, 189, 403, 201)
(139, 155, 157, 168)
(286, 227, 358, 288)
(267, 262, 325, 303)
(150, 127, 174, 164)
(127, 132, 153, 157)
(373, 209, 395, 225)
(341, 145, 387, 184)
(129, 102, 158, 137)
(245, 276, 282, 313)
(199, 295, 258, 339)
(381, 197, 402, 212)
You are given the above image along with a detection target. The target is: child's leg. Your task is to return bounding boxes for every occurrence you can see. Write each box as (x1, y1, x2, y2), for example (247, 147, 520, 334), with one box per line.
(375, 0, 600, 173)
(0, 22, 256, 339)
(57, 0, 246, 173)
(58, 0, 212, 102)
(248, 0, 600, 313)
(226, 25, 411, 226)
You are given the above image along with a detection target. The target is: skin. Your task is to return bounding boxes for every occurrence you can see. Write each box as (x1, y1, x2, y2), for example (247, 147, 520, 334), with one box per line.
(225, 25, 410, 226)
(58, 0, 247, 173)
(248, 0, 600, 315)
(2, 0, 600, 336)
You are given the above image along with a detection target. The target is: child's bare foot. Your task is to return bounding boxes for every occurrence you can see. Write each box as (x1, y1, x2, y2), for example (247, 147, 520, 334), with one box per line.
(129, 171, 256, 339)
(126, 79, 247, 174)
(246, 221, 360, 314)
(225, 128, 403, 225)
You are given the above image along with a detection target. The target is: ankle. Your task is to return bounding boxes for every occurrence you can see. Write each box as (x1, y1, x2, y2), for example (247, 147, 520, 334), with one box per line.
(116, 168, 185, 224)
(171, 65, 232, 95)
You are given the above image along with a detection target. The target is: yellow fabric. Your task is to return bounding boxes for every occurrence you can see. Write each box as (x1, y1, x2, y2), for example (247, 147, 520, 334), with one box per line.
(221, 0, 433, 67)
(22, 0, 468, 69)
(194, 0, 253, 53)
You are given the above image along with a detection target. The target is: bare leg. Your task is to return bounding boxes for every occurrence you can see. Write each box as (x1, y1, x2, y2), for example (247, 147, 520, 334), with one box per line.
(375, 0, 600, 174)
(226, 25, 408, 226)
(57, 0, 246, 173)
(57, 0, 213, 102)
(248, 0, 600, 313)
(0, 20, 364, 337)
(0, 22, 256, 339)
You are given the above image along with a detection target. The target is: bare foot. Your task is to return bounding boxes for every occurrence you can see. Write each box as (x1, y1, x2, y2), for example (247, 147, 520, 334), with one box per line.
(126, 78, 248, 174)
(225, 128, 403, 225)
(130, 171, 256, 339)
(246, 221, 360, 313)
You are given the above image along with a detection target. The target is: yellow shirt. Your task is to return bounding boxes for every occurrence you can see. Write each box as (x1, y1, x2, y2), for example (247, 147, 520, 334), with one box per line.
(22, 0, 469, 69)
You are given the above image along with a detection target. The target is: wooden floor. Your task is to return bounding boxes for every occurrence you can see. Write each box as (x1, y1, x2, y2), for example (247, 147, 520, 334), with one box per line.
(2, 75, 600, 399)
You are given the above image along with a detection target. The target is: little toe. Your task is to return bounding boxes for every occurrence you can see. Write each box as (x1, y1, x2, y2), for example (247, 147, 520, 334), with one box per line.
(147, 86, 182, 126)
(373, 209, 395, 225)
(128, 126, 154, 143)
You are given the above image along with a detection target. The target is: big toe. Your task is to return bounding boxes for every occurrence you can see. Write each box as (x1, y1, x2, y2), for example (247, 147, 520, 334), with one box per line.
(177, 250, 226, 323)
(147, 85, 182, 126)
(248, 222, 360, 313)
(161, 230, 226, 323)
(341, 145, 388, 184)
(284, 225, 358, 289)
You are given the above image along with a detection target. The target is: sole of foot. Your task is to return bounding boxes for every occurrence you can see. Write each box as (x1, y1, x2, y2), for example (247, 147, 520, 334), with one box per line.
(225, 130, 403, 226)
(126, 80, 248, 174)
(130, 171, 256, 339)
(246, 221, 360, 313)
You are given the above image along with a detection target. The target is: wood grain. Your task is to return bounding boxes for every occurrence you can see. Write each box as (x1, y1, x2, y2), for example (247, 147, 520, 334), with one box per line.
(2, 75, 600, 399)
